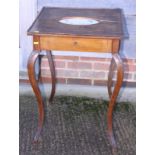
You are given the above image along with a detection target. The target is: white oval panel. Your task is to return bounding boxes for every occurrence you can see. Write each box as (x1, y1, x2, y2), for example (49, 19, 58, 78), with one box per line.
(59, 17, 99, 25)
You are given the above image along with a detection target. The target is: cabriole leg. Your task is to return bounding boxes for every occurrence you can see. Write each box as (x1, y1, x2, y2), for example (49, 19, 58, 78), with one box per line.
(107, 54, 124, 154)
(27, 51, 44, 142)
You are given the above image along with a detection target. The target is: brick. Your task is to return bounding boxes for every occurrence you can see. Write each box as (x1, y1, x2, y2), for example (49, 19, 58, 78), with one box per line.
(93, 80, 136, 87)
(124, 73, 133, 80)
(19, 79, 30, 85)
(41, 55, 79, 61)
(56, 78, 66, 84)
(19, 78, 135, 87)
(122, 81, 136, 87)
(96, 79, 135, 86)
(80, 71, 105, 79)
(80, 57, 111, 62)
(93, 63, 110, 70)
(41, 59, 65, 69)
(67, 62, 92, 69)
(134, 73, 136, 81)
(123, 58, 136, 64)
(56, 69, 79, 78)
(124, 64, 136, 72)
(41, 68, 79, 78)
(67, 78, 92, 85)
(39, 77, 66, 84)
(54, 55, 79, 61)
(110, 72, 133, 81)
(55, 61, 66, 68)
(40, 77, 52, 83)
(41, 60, 49, 68)
(93, 80, 107, 86)
(41, 69, 51, 76)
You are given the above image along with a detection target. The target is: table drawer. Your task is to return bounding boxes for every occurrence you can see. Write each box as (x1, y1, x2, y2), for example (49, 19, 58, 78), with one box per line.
(39, 36, 112, 52)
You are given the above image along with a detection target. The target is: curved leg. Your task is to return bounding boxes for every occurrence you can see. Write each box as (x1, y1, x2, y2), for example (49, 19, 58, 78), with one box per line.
(27, 51, 44, 142)
(107, 54, 124, 154)
(38, 54, 42, 81)
(108, 57, 115, 98)
(46, 51, 56, 103)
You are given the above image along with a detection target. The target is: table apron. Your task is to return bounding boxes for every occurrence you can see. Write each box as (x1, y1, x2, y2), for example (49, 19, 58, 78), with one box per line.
(37, 36, 117, 53)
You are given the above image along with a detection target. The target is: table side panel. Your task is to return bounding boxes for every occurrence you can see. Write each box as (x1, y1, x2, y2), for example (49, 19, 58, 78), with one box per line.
(39, 36, 113, 52)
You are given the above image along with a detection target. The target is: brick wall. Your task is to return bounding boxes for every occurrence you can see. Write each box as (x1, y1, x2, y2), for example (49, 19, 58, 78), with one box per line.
(39, 55, 136, 87)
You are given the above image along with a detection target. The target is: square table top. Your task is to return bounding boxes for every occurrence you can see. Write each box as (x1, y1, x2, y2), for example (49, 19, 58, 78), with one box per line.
(27, 7, 124, 39)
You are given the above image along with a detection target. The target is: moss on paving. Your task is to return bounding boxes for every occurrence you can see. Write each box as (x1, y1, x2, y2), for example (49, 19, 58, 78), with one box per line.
(19, 95, 135, 121)
(20, 95, 135, 114)
(51, 96, 135, 121)
(54, 95, 135, 113)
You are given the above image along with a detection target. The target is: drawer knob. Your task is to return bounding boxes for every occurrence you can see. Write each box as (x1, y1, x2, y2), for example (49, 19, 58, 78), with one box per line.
(74, 41, 78, 45)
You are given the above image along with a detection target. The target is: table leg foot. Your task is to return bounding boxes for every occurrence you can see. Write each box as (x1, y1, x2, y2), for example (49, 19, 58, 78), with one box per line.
(46, 51, 56, 103)
(107, 54, 124, 152)
(33, 127, 42, 143)
(27, 51, 44, 142)
(112, 147, 117, 155)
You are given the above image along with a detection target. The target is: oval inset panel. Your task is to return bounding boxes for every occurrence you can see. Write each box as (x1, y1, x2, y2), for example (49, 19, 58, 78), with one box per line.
(59, 17, 99, 25)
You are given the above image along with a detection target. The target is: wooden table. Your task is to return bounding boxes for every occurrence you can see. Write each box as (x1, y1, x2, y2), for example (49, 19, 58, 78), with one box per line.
(27, 7, 124, 153)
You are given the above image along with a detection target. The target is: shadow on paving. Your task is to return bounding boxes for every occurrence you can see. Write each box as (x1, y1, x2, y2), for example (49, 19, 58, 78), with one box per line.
(19, 95, 136, 155)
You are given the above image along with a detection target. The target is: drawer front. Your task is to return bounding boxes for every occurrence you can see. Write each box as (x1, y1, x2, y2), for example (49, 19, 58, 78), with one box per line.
(40, 36, 112, 52)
